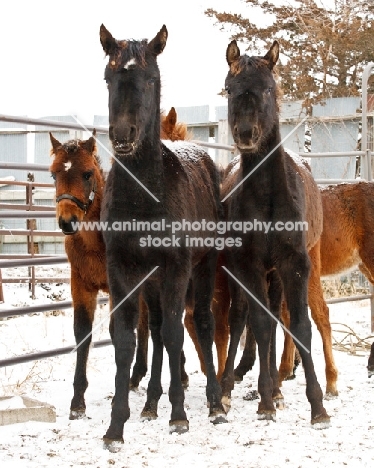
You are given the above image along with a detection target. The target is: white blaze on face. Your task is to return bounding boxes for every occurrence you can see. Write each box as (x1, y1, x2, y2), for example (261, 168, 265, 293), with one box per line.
(123, 58, 137, 70)
(64, 161, 72, 172)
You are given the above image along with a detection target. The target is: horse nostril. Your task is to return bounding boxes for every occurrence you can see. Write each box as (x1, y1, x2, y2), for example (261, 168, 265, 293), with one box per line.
(252, 126, 259, 141)
(129, 125, 137, 143)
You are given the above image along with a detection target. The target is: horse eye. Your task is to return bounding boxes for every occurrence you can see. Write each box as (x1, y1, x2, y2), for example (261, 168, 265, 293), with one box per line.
(266, 87, 273, 94)
(51, 172, 56, 181)
(148, 78, 156, 86)
(83, 171, 92, 180)
(225, 86, 231, 95)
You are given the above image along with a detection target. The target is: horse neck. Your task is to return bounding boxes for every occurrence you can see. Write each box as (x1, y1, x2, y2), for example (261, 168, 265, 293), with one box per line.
(240, 126, 284, 190)
(119, 114, 165, 201)
(76, 173, 105, 248)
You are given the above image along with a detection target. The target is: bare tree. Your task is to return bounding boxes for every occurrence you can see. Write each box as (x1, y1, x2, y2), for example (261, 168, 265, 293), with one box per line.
(206, 0, 374, 107)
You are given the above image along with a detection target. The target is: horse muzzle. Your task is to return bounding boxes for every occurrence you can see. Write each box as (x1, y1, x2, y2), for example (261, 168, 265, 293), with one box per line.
(58, 216, 79, 235)
(112, 140, 137, 155)
(233, 124, 261, 152)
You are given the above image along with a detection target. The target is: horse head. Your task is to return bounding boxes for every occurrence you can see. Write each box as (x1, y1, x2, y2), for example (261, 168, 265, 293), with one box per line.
(49, 130, 102, 234)
(225, 40, 280, 153)
(100, 24, 168, 155)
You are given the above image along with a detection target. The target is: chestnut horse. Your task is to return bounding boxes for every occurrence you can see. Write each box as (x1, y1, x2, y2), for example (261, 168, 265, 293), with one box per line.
(218, 39, 329, 426)
(279, 181, 374, 394)
(49, 110, 190, 419)
(100, 24, 226, 448)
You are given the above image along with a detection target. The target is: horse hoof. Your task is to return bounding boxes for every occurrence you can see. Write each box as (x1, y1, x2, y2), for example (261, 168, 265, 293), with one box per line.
(367, 368, 374, 378)
(234, 374, 243, 383)
(141, 400, 158, 420)
(103, 437, 124, 453)
(221, 395, 231, 413)
(182, 378, 189, 389)
(311, 412, 331, 429)
(69, 409, 86, 420)
(285, 373, 296, 381)
(324, 391, 338, 400)
(257, 411, 276, 422)
(140, 409, 158, 420)
(243, 390, 259, 401)
(210, 413, 228, 425)
(274, 398, 285, 410)
(169, 419, 189, 434)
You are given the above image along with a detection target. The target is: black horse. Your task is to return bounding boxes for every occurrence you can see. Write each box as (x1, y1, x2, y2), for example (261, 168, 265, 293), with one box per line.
(219, 39, 330, 427)
(99, 24, 226, 448)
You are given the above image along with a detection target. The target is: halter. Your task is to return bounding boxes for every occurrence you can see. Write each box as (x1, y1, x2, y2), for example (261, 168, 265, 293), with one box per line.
(56, 180, 97, 215)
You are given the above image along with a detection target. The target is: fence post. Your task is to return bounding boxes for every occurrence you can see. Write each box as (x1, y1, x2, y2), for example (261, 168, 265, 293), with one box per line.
(217, 120, 232, 167)
(26, 173, 38, 299)
(0, 269, 4, 303)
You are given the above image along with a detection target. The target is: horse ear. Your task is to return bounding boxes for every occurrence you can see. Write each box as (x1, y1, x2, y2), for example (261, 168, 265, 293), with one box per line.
(148, 25, 168, 56)
(167, 107, 177, 126)
(100, 24, 117, 56)
(226, 40, 241, 66)
(81, 130, 97, 154)
(49, 133, 62, 153)
(263, 41, 279, 69)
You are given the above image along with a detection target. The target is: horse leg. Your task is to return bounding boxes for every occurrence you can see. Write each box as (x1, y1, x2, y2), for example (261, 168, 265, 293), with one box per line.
(180, 349, 189, 389)
(69, 271, 96, 420)
(140, 286, 164, 420)
(359, 262, 374, 285)
(220, 281, 248, 412)
(212, 263, 230, 381)
(130, 295, 149, 390)
(160, 271, 189, 434)
(368, 342, 374, 378)
(103, 279, 139, 446)
(279, 250, 330, 427)
(278, 302, 296, 384)
(267, 271, 284, 408)
(246, 277, 277, 421)
(192, 251, 227, 424)
(234, 319, 256, 382)
(308, 241, 338, 397)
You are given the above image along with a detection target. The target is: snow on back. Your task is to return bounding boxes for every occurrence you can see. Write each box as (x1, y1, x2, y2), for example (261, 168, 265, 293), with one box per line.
(285, 147, 311, 168)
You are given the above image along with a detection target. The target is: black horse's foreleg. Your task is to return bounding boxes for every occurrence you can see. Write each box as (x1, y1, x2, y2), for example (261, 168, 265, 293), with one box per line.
(279, 250, 330, 427)
(220, 281, 248, 412)
(267, 271, 284, 407)
(104, 292, 139, 445)
(140, 288, 164, 420)
(130, 296, 149, 390)
(192, 252, 226, 423)
(160, 273, 189, 434)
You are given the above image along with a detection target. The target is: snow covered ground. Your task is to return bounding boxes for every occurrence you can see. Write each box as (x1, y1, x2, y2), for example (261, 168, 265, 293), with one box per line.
(0, 270, 373, 467)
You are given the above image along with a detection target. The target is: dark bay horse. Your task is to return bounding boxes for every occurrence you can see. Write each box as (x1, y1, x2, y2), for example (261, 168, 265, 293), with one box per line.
(49, 110, 190, 419)
(219, 39, 330, 427)
(99, 24, 226, 448)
